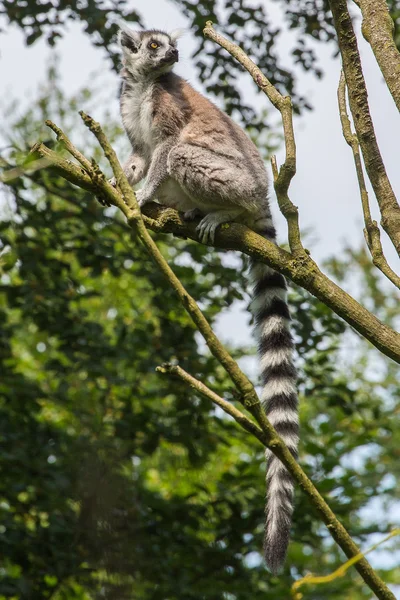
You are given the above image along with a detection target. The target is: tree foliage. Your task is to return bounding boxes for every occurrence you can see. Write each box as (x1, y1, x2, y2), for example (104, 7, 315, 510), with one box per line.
(0, 62, 399, 599)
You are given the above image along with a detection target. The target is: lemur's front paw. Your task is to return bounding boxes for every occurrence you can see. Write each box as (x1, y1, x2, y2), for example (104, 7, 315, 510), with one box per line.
(135, 188, 150, 208)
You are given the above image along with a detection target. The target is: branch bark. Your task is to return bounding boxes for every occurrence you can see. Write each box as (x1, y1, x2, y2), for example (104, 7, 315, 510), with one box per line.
(337, 71, 400, 289)
(156, 363, 267, 442)
(328, 0, 400, 257)
(357, 0, 400, 113)
(31, 141, 400, 365)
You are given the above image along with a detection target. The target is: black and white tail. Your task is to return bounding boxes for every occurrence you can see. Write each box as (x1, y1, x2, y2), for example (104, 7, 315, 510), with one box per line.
(249, 216, 299, 574)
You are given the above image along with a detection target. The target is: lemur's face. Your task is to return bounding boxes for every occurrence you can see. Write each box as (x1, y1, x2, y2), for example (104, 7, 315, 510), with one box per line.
(119, 28, 179, 78)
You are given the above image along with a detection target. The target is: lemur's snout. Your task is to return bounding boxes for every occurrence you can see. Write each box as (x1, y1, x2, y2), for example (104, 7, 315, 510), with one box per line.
(167, 47, 179, 61)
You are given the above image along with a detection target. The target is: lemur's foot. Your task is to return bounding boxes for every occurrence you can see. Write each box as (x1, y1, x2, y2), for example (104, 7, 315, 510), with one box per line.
(196, 209, 243, 244)
(196, 214, 223, 244)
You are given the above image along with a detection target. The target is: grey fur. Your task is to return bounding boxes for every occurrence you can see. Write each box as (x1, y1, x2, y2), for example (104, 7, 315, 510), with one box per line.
(116, 26, 299, 573)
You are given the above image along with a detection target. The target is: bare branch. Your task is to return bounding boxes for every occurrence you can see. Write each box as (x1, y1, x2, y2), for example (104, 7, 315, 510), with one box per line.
(357, 0, 400, 113)
(328, 0, 400, 257)
(337, 72, 400, 289)
(203, 21, 304, 257)
(0, 156, 53, 183)
(45, 120, 94, 174)
(31, 141, 400, 365)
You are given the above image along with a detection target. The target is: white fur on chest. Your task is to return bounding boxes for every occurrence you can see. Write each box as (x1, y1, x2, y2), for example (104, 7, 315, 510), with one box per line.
(121, 82, 154, 152)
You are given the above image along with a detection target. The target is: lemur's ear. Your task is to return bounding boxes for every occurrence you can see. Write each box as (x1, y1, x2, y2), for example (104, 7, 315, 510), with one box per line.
(169, 29, 185, 44)
(118, 23, 142, 53)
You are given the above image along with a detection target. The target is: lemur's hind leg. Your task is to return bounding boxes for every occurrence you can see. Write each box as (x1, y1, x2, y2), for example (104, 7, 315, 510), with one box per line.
(168, 143, 259, 242)
(168, 143, 267, 213)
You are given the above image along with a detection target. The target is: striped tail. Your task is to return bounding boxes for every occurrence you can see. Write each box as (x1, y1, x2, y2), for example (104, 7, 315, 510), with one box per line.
(249, 218, 299, 574)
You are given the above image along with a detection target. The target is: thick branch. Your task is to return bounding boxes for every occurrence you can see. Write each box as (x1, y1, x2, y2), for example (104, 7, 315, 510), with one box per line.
(337, 72, 400, 289)
(357, 0, 400, 113)
(32, 141, 400, 365)
(203, 21, 303, 257)
(328, 0, 400, 256)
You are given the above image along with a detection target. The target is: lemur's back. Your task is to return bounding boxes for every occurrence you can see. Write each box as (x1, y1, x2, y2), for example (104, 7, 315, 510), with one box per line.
(117, 25, 299, 574)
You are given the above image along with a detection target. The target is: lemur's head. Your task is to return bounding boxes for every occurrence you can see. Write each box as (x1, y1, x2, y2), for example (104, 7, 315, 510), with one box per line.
(118, 26, 181, 79)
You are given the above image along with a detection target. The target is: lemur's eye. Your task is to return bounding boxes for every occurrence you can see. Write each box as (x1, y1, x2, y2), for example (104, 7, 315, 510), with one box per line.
(149, 42, 159, 49)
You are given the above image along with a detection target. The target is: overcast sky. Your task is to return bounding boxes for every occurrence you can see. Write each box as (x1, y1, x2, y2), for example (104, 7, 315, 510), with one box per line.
(1, 0, 400, 578)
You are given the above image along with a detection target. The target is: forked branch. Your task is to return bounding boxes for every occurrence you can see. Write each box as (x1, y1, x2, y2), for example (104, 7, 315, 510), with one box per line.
(32, 140, 400, 364)
(337, 72, 400, 289)
(328, 0, 400, 257)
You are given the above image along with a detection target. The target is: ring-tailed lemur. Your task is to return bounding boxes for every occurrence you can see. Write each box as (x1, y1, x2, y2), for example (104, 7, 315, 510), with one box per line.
(115, 24, 299, 574)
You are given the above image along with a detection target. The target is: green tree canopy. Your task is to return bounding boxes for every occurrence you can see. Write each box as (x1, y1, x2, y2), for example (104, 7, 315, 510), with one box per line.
(0, 64, 399, 599)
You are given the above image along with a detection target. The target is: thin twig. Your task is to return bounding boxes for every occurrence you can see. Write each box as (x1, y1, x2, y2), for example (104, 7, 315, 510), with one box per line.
(0, 156, 53, 183)
(291, 528, 400, 598)
(156, 363, 266, 443)
(337, 72, 400, 289)
(45, 120, 94, 174)
(203, 21, 304, 257)
(329, 0, 400, 257)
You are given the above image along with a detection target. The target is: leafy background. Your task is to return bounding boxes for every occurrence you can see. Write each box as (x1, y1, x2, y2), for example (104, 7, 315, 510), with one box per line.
(1, 1, 400, 598)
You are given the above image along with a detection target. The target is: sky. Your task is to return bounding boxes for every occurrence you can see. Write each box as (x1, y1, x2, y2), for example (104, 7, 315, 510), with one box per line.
(1, 0, 400, 580)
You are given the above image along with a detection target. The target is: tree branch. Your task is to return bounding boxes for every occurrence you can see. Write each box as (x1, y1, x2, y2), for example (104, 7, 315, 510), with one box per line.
(158, 366, 396, 600)
(328, 0, 400, 257)
(31, 141, 400, 365)
(357, 0, 400, 113)
(337, 72, 400, 289)
(0, 156, 53, 183)
(203, 21, 304, 257)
